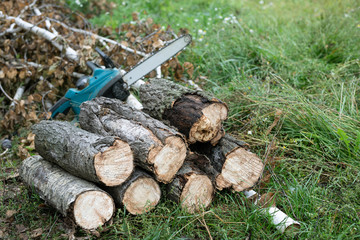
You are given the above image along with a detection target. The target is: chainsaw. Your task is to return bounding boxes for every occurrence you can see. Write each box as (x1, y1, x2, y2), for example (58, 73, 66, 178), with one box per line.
(49, 34, 192, 118)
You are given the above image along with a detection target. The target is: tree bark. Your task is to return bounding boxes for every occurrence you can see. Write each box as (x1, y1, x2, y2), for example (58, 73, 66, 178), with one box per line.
(105, 169, 161, 215)
(32, 120, 134, 187)
(190, 134, 263, 192)
(19, 155, 115, 230)
(167, 160, 214, 213)
(79, 97, 187, 183)
(139, 78, 228, 145)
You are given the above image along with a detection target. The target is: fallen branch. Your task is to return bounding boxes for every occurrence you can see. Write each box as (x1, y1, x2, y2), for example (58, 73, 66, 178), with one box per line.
(0, 11, 79, 62)
(33, 7, 59, 36)
(46, 18, 147, 57)
(243, 190, 300, 234)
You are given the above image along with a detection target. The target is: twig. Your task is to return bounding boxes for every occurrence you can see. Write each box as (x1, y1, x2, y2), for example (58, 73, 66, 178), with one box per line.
(46, 18, 147, 57)
(0, 149, 9, 157)
(18, 0, 38, 18)
(33, 7, 59, 36)
(9, 78, 31, 109)
(0, 83, 15, 103)
(0, 23, 22, 37)
(1, 12, 79, 62)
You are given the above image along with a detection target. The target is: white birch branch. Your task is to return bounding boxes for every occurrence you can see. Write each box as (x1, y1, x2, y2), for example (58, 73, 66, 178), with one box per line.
(0, 11, 79, 62)
(33, 7, 59, 36)
(243, 190, 300, 234)
(46, 18, 146, 57)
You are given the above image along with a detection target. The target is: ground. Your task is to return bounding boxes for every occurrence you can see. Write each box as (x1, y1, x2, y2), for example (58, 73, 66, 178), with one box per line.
(1, 0, 360, 239)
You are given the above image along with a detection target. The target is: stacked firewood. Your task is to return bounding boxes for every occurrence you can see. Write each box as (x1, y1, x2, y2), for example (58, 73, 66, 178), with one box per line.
(19, 78, 264, 230)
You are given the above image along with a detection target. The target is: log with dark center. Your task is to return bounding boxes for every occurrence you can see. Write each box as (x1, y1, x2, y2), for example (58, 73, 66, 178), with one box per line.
(190, 134, 263, 192)
(20, 155, 115, 230)
(139, 78, 228, 145)
(32, 120, 134, 186)
(167, 160, 214, 213)
(79, 97, 187, 183)
(105, 169, 161, 215)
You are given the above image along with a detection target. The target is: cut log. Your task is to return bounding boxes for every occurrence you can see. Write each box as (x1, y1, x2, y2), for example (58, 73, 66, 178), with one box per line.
(167, 160, 214, 213)
(19, 155, 115, 230)
(139, 78, 228, 145)
(190, 134, 263, 192)
(32, 120, 134, 187)
(79, 97, 187, 183)
(105, 169, 161, 215)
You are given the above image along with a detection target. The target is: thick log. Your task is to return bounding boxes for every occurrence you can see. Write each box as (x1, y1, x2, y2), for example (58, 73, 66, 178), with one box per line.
(20, 155, 115, 230)
(79, 97, 187, 183)
(139, 78, 228, 145)
(105, 169, 161, 215)
(190, 134, 263, 192)
(32, 120, 134, 186)
(167, 160, 214, 213)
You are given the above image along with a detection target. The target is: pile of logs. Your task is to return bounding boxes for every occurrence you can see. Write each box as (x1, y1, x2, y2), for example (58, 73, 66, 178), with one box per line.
(19, 79, 265, 230)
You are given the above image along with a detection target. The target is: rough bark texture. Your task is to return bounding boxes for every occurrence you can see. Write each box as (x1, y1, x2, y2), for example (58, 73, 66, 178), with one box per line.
(79, 97, 187, 183)
(190, 134, 263, 192)
(139, 78, 228, 144)
(167, 160, 214, 213)
(32, 120, 134, 186)
(105, 169, 161, 215)
(20, 155, 115, 230)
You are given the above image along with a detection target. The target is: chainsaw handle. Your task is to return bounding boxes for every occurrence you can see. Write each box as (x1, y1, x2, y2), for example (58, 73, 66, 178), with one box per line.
(49, 97, 71, 119)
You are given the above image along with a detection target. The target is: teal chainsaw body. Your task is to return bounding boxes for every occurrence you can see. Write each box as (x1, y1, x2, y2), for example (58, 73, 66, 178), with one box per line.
(49, 34, 192, 119)
(50, 68, 120, 117)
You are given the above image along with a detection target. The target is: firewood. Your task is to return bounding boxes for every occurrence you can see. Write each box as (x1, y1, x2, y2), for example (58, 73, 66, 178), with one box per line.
(79, 97, 187, 183)
(139, 78, 228, 145)
(32, 120, 134, 187)
(190, 134, 263, 192)
(20, 155, 115, 230)
(167, 160, 214, 213)
(105, 169, 161, 215)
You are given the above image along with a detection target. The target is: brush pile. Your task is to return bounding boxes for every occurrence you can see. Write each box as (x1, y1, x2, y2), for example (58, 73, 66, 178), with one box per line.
(1, 0, 264, 231)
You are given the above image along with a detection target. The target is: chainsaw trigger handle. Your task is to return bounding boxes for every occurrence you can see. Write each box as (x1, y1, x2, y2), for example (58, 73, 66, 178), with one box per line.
(95, 47, 116, 69)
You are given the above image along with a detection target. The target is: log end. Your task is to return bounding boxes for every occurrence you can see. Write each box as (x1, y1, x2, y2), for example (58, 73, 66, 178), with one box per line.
(180, 174, 214, 213)
(94, 139, 134, 186)
(149, 136, 187, 183)
(123, 177, 161, 215)
(73, 190, 114, 230)
(216, 148, 263, 191)
(189, 102, 228, 144)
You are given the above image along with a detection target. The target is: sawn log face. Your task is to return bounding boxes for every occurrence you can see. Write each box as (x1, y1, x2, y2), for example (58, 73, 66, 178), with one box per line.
(139, 78, 228, 144)
(79, 97, 187, 183)
(20, 155, 114, 230)
(167, 160, 214, 213)
(32, 120, 133, 186)
(190, 134, 263, 191)
(105, 169, 161, 215)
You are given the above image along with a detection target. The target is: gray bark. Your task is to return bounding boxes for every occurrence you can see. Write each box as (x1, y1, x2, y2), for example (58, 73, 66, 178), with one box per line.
(79, 97, 187, 183)
(32, 120, 133, 186)
(19, 155, 114, 229)
(139, 78, 228, 144)
(139, 78, 212, 121)
(190, 134, 263, 192)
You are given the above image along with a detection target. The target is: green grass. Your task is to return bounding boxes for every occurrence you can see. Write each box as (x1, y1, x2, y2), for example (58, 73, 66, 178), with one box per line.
(2, 0, 360, 238)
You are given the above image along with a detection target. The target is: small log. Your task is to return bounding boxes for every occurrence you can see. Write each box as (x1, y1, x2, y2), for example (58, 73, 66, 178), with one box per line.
(190, 134, 263, 192)
(105, 169, 161, 215)
(79, 97, 187, 183)
(20, 155, 115, 230)
(167, 160, 214, 213)
(139, 78, 228, 145)
(32, 120, 134, 187)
